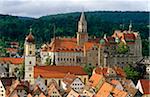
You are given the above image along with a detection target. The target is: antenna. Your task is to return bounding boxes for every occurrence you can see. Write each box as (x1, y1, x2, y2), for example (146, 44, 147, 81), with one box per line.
(52, 24, 56, 65)
(53, 24, 56, 40)
(122, 19, 125, 31)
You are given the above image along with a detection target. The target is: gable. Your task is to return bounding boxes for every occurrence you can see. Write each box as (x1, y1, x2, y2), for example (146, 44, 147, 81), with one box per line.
(71, 78, 84, 87)
(49, 87, 61, 96)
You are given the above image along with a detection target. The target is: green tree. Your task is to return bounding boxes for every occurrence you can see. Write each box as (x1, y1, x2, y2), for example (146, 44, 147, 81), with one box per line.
(116, 42, 129, 54)
(83, 64, 95, 77)
(124, 65, 140, 81)
(45, 57, 51, 65)
(18, 63, 25, 79)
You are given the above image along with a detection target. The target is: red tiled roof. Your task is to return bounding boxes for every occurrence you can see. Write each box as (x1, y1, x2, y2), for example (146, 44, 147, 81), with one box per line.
(96, 82, 127, 97)
(96, 82, 113, 97)
(10, 42, 19, 45)
(41, 38, 99, 52)
(95, 68, 108, 75)
(34, 66, 87, 78)
(63, 73, 77, 85)
(25, 33, 35, 43)
(113, 67, 126, 77)
(84, 42, 99, 51)
(95, 67, 126, 77)
(0, 57, 24, 65)
(123, 33, 136, 40)
(140, 79, 150, 94)
(46, 38, 83, 52)
(88, 74, 104, 87)
(111, 80, 122, 86)
(6, 48, 18, 53)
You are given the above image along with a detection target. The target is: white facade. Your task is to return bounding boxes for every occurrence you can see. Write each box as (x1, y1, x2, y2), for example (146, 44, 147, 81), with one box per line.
(70, 78, 85, 92)
(24, 39, 36, 85)
(0, 80, 5, 97)
(35, 77, 48, 94)
(136, 80, 145, 94)
(41, 51, 84, 65)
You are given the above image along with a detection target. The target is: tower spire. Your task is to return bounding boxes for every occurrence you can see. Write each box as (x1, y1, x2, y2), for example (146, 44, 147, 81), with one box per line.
(77, 12, 88, 45)
(80, 12, 86, 22)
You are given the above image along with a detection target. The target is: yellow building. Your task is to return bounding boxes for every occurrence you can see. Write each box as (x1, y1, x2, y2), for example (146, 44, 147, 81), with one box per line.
(24, 29, 36, 84)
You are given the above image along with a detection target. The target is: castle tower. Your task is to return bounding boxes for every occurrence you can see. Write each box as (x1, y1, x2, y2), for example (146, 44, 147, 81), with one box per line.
(77, 12, 88, 45)
(24, 28, 36, 85)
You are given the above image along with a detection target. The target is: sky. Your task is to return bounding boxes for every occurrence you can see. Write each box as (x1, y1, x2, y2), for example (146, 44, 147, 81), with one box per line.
(0, 0, 149, 18)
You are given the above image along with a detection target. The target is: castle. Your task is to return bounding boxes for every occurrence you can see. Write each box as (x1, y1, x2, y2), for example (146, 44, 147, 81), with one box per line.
(39, 12, 142, 67)
(24, 12, 142, 84)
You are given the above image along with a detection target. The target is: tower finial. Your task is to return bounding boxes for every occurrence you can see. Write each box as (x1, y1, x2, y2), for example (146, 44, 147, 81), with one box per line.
(129, 20, 132, 32)
(29, 27, 32, 34)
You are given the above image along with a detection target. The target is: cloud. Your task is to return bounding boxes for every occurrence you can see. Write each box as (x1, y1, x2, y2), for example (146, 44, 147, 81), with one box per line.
(0, 0, 149, 18)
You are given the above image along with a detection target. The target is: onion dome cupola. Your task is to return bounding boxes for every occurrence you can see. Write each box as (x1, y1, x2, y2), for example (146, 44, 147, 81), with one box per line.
(99, 39, 105, 45)
(25, 28, 35, 43)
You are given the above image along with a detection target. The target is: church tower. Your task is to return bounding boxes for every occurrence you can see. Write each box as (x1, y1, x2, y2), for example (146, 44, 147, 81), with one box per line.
(24, 28, 36, 85)
(77, 12, 88, 45)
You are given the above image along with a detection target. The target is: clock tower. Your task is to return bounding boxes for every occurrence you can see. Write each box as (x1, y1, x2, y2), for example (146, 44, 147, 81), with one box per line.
(24, 28, 36, 85)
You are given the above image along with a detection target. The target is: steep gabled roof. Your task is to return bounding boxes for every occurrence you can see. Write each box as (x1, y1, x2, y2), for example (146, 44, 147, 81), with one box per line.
(63, 73, 77, 85)
(88, 74, 104, 87)
(48, 83, 61, 97)
(96, 82, 127, 97)
(139, 79, 150, 94)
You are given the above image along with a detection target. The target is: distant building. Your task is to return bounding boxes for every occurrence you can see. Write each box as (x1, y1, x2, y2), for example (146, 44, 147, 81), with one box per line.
(0, 80, 6, 97)
(62, 73, 85, 92)
(136, 79, 150, 97)
(88, 73, 105, 92)
(48, 83, 62, 97)
(0, 57, 24, 77)
(8, 80, 30, 97)
(93, 66, 126, 81)
(67, 89, 80, 97)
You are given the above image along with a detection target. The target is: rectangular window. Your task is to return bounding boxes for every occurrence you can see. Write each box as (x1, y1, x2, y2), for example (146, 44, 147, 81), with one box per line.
(29, 51, 32, 54)
(45, 80, 47, 86)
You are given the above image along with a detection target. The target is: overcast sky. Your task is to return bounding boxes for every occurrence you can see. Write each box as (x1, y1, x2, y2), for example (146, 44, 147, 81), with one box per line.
(0, 0, 149, 18)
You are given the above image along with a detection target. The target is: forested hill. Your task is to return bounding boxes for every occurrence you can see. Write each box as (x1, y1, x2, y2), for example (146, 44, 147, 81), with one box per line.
(0, 11, 149, 55)
(0, 11, 149, 42)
